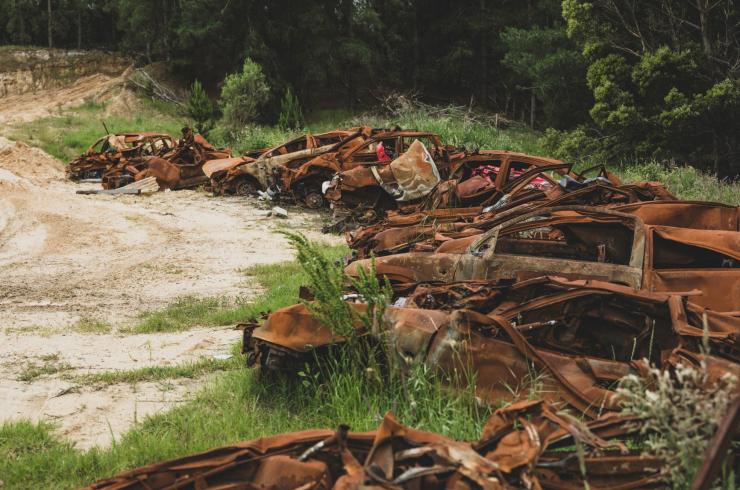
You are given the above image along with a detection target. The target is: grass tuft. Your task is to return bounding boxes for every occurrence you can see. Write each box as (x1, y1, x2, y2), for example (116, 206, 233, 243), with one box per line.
(70, 353, 241, 387)
(17, 356, 73, 383)
(72, 317, 112, 334)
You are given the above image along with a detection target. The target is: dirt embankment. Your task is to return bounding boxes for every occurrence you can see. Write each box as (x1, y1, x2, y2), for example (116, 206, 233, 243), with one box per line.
(0, 48, 132, 124)
(0, 127, 340, 449)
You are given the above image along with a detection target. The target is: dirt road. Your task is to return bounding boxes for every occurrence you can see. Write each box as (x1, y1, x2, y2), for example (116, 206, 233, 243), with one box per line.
(0, 137, 339, 448)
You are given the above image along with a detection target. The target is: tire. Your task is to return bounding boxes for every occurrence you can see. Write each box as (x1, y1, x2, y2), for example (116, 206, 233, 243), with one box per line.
(235, 179, 258, 196)
(304, 191, 325, 209)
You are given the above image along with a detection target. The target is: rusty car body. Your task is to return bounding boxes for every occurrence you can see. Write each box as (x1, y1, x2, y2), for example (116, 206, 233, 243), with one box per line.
(323, 150, 577, 225)
(101, 128, 230, 190)
(346, 205, 740, 311)
(204, 129, 363, 200)
(86, 400, 673, 489)
(345, 167, 680, 259)
(205, 127, 408, 208)
(244, 276, 738, 417)
(66, 132, 175, 181)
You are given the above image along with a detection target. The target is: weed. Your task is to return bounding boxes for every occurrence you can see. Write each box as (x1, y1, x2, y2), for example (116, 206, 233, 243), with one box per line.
(284, 233, 489, 439)
(17, 356, 73, 382)
(72, 317, 112, 334)
(617, 361, 738, 488)
(282, 232, 354, 338)
(125, 296, 239, 334)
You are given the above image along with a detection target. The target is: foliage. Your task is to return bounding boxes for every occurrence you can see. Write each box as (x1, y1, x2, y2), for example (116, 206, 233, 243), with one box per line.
(219, 58, 270, 130)
(501, 24, 590, 128)
(185, 79, 215, 136)
(277, 87, 304, 131)
(562, 0, 740, 176)
(282, 231, 355, 339)
(617, 362, 737, 489)
(285, 232, 486, 437)
(617, 161, 740, 205)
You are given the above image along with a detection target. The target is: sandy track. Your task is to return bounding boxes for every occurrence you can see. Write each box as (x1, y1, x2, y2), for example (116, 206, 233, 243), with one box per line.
(0, 138, 340, 448)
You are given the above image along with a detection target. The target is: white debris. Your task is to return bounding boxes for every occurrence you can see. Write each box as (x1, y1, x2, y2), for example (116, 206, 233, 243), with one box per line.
(271, 206, 288, 218)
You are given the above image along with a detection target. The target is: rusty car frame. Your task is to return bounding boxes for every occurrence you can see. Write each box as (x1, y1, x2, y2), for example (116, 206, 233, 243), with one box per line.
(346, 205, 740, 311)
(84, 399, 678, 489)
(243, 276, 738, 416)
(101, 127, 231, 190)
(66, 132, 175, 181)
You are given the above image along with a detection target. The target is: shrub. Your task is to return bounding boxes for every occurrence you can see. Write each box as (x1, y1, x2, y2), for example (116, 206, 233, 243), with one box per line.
(186, 79, 216, 136)
(540, 126, 611, 165)
(617, 362, 737, 489)
(282, 231, 487, 438)
(220, 58, 270, 129)
(277, 87, 304, 131)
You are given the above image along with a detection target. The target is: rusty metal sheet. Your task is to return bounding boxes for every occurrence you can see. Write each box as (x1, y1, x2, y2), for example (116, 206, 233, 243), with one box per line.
(615, 201, 739, 230)
(85, 404, 666, 489)
(375, 139, 441, 201)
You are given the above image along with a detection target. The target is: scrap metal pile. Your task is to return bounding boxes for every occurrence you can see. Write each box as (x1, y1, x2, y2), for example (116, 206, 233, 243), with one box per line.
(86, 403, 676, 489)
(76, 127, 739, 488)
(68, 127, 231, 190)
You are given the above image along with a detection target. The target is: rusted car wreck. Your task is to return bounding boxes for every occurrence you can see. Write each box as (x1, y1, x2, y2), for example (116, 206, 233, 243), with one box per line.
(244, 277, 738, 413)
(101, 127, 231, 190)
(66, 132, 175, 181)
(346, 205, 739, 311)
(204, 128, 371, 206)
(74, 123, 738, 488)
(203, 128, 461, 211)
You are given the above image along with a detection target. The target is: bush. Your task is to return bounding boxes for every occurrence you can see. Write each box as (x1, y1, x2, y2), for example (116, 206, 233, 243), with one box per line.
(617, 362, 737, 489)
(540, 126, 611, 165)
(282, 231, 488, 438)
(277, 87, 304, 131)
(220, 58, 270, 130)
(186, 79, 216, 136)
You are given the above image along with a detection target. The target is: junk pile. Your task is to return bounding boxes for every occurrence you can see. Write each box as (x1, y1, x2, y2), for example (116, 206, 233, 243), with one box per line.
(67, 132, 175, 181)
(67, 127, 230, 190)
(87, 399, 739, 489)
(76, 125, 738, 488)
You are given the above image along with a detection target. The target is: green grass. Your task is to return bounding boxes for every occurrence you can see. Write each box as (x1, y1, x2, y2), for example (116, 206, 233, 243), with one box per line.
(71, 317, 112, 334)
(0, 362, 488, 489)
(17, 355, 73, 382)
(0, 98, 186, 163)
(70, 351, 241, 387)
(618, 160, 739, 205)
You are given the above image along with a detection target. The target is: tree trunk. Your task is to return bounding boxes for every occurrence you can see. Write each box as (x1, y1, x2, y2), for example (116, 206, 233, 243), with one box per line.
(697, 0, 712, 56)
(47, 0, 53, 48)
(163, 0, 171, 61)
(530, 89, 536, 128)
(413, 4, 420, 89)
(478, 0, 488, 106)
(77, 8, 82, 49)
(342, 0, 354, 111)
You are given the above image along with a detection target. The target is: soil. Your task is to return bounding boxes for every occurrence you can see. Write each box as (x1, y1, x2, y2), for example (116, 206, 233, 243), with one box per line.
(0, 136, 341, 449)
